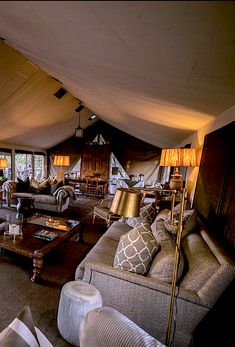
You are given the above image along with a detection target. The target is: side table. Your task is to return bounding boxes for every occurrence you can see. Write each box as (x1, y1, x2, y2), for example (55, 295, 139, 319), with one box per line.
(17, 197, 34, 216)
(57, 281, 102, 346)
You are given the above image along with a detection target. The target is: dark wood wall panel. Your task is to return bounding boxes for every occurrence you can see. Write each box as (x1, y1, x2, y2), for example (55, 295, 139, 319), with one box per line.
(193, 121, 235, 250)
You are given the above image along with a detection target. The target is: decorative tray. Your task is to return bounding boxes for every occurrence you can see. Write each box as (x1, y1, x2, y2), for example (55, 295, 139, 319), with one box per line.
(27, 214, 79, 231)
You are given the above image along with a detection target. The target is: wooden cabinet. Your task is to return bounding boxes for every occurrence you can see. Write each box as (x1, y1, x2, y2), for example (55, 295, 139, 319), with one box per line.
(80, 144, 110, 180)
(193, 121, 235, 250)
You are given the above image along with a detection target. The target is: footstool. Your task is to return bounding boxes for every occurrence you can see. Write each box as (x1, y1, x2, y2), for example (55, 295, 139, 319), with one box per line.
(57, 280, 102, 346)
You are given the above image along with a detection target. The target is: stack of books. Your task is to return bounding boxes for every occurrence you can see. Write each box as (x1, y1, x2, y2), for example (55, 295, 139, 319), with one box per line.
(34, 230, 58, 241)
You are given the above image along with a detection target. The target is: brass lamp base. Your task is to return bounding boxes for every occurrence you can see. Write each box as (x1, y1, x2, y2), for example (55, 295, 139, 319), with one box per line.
(169, 168, 183, 190)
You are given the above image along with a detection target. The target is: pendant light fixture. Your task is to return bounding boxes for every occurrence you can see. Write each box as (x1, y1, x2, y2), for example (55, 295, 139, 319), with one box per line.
(75, 105, 84, 138)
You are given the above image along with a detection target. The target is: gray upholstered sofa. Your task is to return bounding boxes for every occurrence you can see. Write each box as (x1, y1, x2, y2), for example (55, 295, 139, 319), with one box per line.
(75, 210, 235, 346)
(3, 180, 76, 213)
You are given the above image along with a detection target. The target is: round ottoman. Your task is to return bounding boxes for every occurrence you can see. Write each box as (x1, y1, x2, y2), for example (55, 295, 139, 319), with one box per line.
(57, 280, 102, 346)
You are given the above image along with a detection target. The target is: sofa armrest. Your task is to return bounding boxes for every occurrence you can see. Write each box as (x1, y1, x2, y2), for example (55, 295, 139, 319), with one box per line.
(83, 261, 202, 305)
(53, 185, 76, 201)
(82, 261, 208, 343)
(2, 180, 17, 204)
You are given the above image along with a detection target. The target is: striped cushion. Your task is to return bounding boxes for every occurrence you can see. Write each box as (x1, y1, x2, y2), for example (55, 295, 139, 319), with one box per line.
(79, 306, 165, 347)
(0, 305, 52, 347)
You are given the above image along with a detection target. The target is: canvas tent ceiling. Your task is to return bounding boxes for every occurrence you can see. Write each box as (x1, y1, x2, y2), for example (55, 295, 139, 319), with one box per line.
(0, 1, 234, 150)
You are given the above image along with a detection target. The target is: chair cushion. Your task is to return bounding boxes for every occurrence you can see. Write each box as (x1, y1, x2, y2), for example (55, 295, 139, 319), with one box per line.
(79, 306, 165, 347)
(126, 202, 157, 228)
(94, 206, 110, 219)
(113, 222, 159, 275)
(0, 305, 53, 347)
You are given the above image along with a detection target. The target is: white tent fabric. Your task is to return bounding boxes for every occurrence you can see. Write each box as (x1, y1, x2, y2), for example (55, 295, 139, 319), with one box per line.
(0, 1, 234, 149)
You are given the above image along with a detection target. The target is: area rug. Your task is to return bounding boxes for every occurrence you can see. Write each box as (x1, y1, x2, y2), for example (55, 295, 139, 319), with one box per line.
(0, 199, 107, 347)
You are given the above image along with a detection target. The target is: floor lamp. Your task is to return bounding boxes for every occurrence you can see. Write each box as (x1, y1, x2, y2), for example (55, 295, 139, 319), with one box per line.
(165, 187, 186, 346)
(160, 148, 197, 190)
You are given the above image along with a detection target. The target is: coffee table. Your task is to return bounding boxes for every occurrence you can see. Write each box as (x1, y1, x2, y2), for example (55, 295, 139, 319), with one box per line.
(0, 215, 81, 283)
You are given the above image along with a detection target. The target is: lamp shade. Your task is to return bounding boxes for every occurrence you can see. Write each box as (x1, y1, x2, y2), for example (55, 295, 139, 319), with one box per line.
(160, 148, 197, 167)
(110, 188, 143, 217)
(53, 155, 70, 166)
(0, 158, 8, 168)
(75, 126, 83, 138)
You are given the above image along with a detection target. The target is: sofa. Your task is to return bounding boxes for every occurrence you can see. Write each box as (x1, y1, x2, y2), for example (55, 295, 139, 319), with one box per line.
(3, 180, 76, 213)
(75, 205, 235, 346)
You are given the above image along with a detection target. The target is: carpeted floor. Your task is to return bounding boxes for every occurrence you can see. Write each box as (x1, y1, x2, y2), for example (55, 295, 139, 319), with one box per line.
(0, 196, 107, 346)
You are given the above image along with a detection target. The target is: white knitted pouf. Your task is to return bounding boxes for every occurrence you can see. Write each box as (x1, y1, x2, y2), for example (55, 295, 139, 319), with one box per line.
(57, 280, 102, 346)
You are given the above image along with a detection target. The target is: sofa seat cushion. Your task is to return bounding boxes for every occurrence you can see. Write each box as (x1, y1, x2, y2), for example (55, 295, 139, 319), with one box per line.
(148, 228, 185, 284)
(180, 232, 220, 291)
(114, 222, 159, 275)
(75, 237, 119, 280)
(33, 194, 57, 205)
(13, 192, 34, 199)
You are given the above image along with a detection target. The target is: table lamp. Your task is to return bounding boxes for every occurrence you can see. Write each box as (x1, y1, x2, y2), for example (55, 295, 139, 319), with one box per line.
(53, 155, 70, 181)
(0, 158, 8, 177)
(160, 148, 197, 190)
(109, 188, 143, 222)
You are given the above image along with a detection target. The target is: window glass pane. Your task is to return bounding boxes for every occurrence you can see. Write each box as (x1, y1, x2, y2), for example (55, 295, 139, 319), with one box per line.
(34, 154, 45, 180)
(0, 152, 12, 179)
(15, 153, 33, 179)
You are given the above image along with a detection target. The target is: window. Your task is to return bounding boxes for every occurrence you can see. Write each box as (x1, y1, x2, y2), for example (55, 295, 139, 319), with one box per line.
(34, 153, 45, 180)
(15, 151, 33, 179)
(0, 149, 12, 179)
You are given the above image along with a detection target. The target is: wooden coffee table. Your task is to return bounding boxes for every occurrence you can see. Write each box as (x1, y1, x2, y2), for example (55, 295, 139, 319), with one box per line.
(0, 216, 81, 283)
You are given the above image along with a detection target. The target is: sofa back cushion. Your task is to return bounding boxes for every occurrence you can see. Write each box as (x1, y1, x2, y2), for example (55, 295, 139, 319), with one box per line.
(164, 209, 198, 239)
(114, 222, 159, 275)
(50, 180, 63, 194)
(16, 177, 30, 192)
(180, 232, 220, 291)
(148, 228, 184, 284)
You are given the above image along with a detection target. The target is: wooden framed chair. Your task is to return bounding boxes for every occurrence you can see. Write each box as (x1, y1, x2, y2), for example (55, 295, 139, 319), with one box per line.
(93, 199, 120, 227)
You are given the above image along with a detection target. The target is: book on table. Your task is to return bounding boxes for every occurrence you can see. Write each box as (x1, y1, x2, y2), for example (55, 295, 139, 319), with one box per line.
(34, 230, 58, 241)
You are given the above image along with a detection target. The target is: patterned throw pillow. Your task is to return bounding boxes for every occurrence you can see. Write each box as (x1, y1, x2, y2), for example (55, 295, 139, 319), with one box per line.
(79, 306, 165, 347)
(113, 222, 159, 275)
(164, 209, 197, 239)
(126, 202, 157, 228)
(0, 305, 53, 347)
